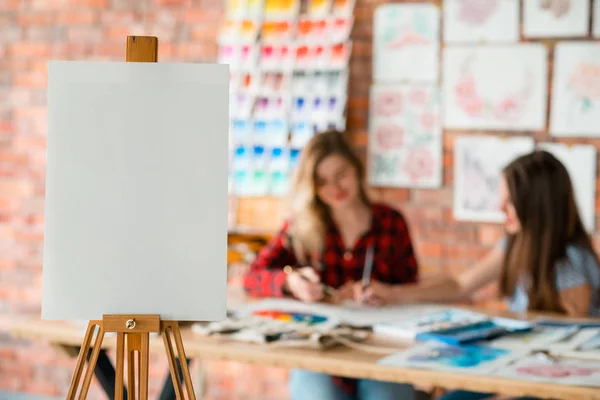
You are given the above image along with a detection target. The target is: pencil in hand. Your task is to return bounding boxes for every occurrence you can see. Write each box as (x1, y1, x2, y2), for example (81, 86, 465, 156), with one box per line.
(283, 265, 336, 297)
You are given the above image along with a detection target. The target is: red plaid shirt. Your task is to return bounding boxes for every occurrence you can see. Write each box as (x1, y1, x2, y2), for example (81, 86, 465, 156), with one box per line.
(243, 203, 419, 394)
(244, 203, 419, 296)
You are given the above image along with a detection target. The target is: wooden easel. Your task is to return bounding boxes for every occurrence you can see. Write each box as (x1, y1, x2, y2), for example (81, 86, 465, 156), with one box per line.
(66, 36, 196, 400)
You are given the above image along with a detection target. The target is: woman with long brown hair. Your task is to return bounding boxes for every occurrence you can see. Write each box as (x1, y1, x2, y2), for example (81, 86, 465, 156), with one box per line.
(354, 150, 600, 400)
(243, 130, 421, 399)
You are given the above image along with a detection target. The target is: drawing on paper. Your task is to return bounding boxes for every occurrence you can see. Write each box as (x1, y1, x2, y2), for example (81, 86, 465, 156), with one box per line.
(550, 43, 600, 137)
(379, 342, 524, 375)
(457, 0, 500, 25)
(539, 0, 571, 18)
(373, 4, 439, 82)
(443, 45, 547, 130)
(453, 135, 535, 222)
(523, 0, 589, 38)
(454, 55, 533, 123)
(444, 0, 519, 43)
(493, 355, 600, 387)
(408, 345, 509, 368)
(368, 84, 442, 188)
(459, 152, 500, 213)
(517, 364, 598, 378)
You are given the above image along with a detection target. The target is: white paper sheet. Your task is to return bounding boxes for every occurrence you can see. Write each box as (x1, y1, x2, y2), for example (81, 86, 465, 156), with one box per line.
(523, 0, 590, 38)
(443, 45, 548, 131)
(537, 143, 597, 232)
(42, 61, 230, 321)
(493, 354, 600, 387)
(367, 84, 442, 188)
(550, 42, 600, 137)
(594, 0, 600, 37)
(378, 342, 527, 375)
(231, 298, 449, 327)
(453, 135, 535, 222)
(373, 3, 440, 83)
(443, 0, 520, 43)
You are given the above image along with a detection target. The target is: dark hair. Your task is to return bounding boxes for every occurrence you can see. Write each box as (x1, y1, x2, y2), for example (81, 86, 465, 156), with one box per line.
(500, 150, 598, 313)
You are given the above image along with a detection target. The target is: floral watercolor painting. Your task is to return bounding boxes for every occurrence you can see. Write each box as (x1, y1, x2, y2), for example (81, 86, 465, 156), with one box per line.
(443, 0, 520, 43)
(379, 342, 525, 375)
(523, 0, 589, 38)
(453, 135, 535, 222)
(443, 45, 548, 131)
(373, 3, 440, 83)
(368, 84, 442, 188)
(494, 355, 600, 387)
(551, 43, 600, 137)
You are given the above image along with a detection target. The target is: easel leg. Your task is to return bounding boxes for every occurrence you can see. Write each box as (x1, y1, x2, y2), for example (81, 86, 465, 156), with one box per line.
(66, 321, 104, 400)
(126, 333, 149, 400)
(162, 321, 196, 400)
(115, 333, 125, 400)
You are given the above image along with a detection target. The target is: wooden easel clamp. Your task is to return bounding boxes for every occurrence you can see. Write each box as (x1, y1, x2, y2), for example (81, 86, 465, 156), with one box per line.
(66, 36, 196, 400)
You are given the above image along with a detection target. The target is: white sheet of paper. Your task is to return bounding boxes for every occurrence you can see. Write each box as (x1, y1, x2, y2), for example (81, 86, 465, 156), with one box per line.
(594, 0, 600, 37)
(550, 42, 600, 137)
(538, 143, 597, 232)
(523, 0, 590, 38)
(443, 0, 520, 43)
(373, 3, 440, 83)
(493, 354, 600, 387)
(231, 298, 448, 327)
(443, 44, 548, 131)
(378, 342, 527, 375)
(42, 61, 230, 321)
(453, 135, 535, 222)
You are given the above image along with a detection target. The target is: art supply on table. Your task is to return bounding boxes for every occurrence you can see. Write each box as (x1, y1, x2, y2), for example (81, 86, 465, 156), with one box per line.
(374, 309, 532, 344)
(283, 265, 336, 297)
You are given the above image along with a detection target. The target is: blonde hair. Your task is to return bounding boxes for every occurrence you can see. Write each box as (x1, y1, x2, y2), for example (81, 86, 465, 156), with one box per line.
(285, 130, 370, 264)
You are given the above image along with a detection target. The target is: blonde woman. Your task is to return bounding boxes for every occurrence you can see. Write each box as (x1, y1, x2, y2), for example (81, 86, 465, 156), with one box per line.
(244, 130, 420, 400)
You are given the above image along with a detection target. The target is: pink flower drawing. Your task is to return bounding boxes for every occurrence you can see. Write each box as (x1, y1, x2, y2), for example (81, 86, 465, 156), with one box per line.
(540, 0, 571, 18)
(387, 25, 431, 49)
(457, 0, 499, 25)
(409, 88, 428, 106)
(403, 147, 433, 182)
(376, 124, 404, 150)
(455, 76, 484, 117)
(517, 364, 598, 378)
(569, 62, 600, 101)
(374, 91, 403, 117)
(493, 93, 526, 122)
(420, 111, 438, 131)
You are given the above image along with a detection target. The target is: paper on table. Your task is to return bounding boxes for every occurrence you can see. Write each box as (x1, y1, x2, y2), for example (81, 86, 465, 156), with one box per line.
(378, 341, 527, 375)
(42, 61, 229, 321)
(230, 298, 448, 327)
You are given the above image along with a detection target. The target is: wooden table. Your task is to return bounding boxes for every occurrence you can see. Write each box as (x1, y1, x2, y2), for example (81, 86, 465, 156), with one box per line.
(9, 316, 600, 400)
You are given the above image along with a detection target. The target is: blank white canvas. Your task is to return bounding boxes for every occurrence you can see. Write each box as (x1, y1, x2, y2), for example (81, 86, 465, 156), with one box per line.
(42, 61, 230, 321)
(538, 143, 597, 232)
(523, 0, 590, 38)
(443, 0, 520, 43)
(551, 42, 600, 137)
(373, 3, 440, 83)
(454, 135, 535, 222)
(594, 0, 600, 37)
(443, 45, 548, 131)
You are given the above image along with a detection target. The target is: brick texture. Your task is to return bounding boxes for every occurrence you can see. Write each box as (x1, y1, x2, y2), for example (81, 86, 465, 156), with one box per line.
(1, 0, 600, 399)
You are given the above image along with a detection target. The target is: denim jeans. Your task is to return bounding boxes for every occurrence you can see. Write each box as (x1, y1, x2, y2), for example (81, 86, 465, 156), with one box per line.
(289, 369, 416, 400)
(437, 390, 539, 400)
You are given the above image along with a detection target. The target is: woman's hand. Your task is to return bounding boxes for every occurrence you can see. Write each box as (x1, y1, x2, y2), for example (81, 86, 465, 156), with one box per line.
(285, 267, 325, 303)
(352, 280, 397, 307)
(331, 281, 355, 304)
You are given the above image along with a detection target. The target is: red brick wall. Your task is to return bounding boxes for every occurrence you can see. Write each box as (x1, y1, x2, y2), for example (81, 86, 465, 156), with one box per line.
(1, 0, 600, 398)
